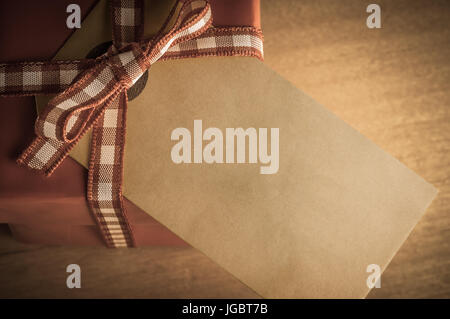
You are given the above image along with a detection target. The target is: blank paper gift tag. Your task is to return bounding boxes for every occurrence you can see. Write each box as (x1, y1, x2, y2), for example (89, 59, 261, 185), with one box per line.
(36, 0, 437, 298)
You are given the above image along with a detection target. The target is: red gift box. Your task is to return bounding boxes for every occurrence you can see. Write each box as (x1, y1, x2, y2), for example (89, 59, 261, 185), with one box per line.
(0, 0, 261, 246)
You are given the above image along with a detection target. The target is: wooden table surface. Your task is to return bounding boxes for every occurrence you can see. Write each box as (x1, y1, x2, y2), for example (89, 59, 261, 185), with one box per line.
(0, 0, 449, 298)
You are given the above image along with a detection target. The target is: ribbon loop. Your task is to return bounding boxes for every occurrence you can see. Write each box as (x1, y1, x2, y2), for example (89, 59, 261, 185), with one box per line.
(144, 0, 213, 65)
(35, 62, 123, 143)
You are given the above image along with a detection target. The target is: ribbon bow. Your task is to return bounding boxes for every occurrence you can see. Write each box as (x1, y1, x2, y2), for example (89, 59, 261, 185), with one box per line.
(37, 1, 214, 146)
(1, 0, 263, 247)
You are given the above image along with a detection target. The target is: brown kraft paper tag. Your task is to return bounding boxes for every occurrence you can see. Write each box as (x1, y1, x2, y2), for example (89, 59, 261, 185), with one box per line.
(36, 0, 437, 298)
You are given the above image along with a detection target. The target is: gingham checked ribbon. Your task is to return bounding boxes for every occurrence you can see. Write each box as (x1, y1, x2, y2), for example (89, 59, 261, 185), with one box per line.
(0, 0, 263, 248)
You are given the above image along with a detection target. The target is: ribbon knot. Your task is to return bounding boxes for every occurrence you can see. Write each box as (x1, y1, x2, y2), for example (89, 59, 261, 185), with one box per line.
(106, 43, 148, 89)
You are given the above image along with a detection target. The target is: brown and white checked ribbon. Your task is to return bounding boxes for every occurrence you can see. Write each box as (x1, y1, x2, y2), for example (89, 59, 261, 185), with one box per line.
(0, 0, 263, 248)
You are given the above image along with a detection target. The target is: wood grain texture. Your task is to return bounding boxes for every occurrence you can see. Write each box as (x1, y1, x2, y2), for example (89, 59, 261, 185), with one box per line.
(261, 0, 450, 299)
(0, 0, 448, 298)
